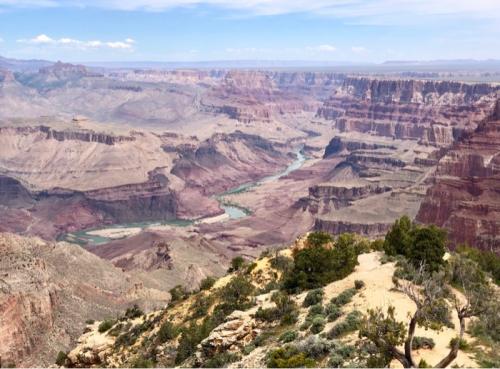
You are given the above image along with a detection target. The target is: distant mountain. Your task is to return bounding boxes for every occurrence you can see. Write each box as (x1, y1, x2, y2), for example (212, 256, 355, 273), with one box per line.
(0, 55, 53, 72)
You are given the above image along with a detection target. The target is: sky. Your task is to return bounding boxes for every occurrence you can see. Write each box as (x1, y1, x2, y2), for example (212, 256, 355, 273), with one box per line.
(1, 0, 500, 63)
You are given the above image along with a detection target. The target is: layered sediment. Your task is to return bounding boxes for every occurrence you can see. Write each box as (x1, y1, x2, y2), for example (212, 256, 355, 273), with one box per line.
(416, 103, 500, 252)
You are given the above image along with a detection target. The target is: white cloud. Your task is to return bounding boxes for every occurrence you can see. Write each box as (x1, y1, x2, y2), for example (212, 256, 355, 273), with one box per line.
(0, 37, 4, 43)
(17, 34, 135, 50)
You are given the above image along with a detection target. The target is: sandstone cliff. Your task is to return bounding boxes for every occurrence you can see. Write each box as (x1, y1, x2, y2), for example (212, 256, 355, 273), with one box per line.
(317, 77, 500, 146)
(0, 233, 169, 367)
(416, 106, 500, 252)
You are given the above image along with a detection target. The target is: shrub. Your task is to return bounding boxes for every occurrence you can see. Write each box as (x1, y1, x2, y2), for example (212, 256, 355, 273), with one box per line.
(169, 285, 187, 303)
(108, 322, 125, 337)
(327, 310, 362, 338)
(279, 330, 298, 343)
(255, 306, 281, 322)
(270, 254, 294, 273)
(418, 359, 431, 368)
(55, 351, 67, 366)
(449, 337, 469, 350)
(328, 354, 344, 368)
(408, 225, 446, 272)
(98, 319, 116, 333)
(330, 288, 357, 306)
(255, 291, 298, 325)
(157, 320, 179, 343)
(246, 262, 258, 274)
(384, 215, 413, 256)
(216, 276, 255, 315)
(310, 316, 326, 334)
(370, 239, 385, 251)
(354, 280, 365, 290)
(308, 303, 324, 317)
(306, 231, 333, 248)
(283, 235, 357, 292)
(267, 348, 316, 368)
(457, 244, 500, 285)
(189, 294, 213, 319)
(130, 356, 155, 368)
(124, 304, 143, 320)
(253, 331, 273, 347)
(325, 303, 342, 322)
(228, 256, 245, 272)
(85, 319, 95, 325)
(199, 276, 216, 291)
(412, 336, 436, 350)
(202, 352, 239, 368)
(294, 336, 332, 359)
(303, 289, 324, 307)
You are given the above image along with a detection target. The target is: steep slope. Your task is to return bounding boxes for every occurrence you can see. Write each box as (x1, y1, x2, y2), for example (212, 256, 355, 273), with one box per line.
(317, 77, 499, 146)
(417, 101, 500, 252)
(0, 233, 169, 367)
(64, 235, 488, 369)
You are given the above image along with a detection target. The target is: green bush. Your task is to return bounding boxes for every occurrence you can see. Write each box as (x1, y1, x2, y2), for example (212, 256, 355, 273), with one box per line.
(254, 291, 298, 326)
(228, 256, 245, 272)
(330, 287, 357, 306)
(306, 231, 333, 248)
(310, 316, 326, 334)
(303, 288, 324, 307)
(130, 355, 155, 368)
(157, 320, 180, 343)
(189, 294, 213, 319)
(85, 319, 95, 325)
(216, 276, 255, 315)
(328, 354, 344, 368)
(325, 303, 342, 322)
(98, 319, 116, 333)
(327, 310, 362, 338)
(279, 330, 298, 343)
(270, 254, 294, 273)
(457, 244, 500, 285)
(124, 304, 144, 320)
(383, 216, 446, 273)
(283, 235, 357, 292)
(202, 352, 239, 368)
(412, 336, 436, 350)
(308, 303, 324, 317)
(55, 351, 67, 366)
(199, 276, 216, 291)
(255, 306, 281, 322)
(354, 280, 365, 290)
(267, 348, 316, 368)
(370, 239, 385, 251)
(384, 215, 413, 256)
(169, 285, 187, 303)
(246, 262, 258, 274)
(449, 337, 469, 350)
(294, 336, 332, 359)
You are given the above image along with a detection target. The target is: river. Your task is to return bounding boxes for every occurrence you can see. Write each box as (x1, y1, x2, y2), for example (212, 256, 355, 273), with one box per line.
(62, 148, 306, 246)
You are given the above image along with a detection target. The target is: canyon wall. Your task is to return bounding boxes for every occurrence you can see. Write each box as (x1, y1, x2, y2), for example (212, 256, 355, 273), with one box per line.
(416, 106, 500, 252)
(317, 77, 500, 146)
(0, 233, 169, 367)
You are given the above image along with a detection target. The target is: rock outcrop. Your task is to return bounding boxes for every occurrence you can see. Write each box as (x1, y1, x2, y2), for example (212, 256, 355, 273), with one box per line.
(0, 233, 169, 367)
(416, 107, 500, 252)
(317, 78, 499, 146)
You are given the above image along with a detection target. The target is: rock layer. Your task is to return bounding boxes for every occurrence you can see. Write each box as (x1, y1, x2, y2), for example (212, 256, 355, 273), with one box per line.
(416, 107, 500, 252)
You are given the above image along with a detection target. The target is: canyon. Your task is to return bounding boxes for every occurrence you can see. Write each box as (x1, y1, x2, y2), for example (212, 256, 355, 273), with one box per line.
(0, 60, 499, 366)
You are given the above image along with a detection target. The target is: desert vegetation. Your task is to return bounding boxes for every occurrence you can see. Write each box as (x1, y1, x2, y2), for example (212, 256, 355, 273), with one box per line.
(63, 223, 499, 368)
